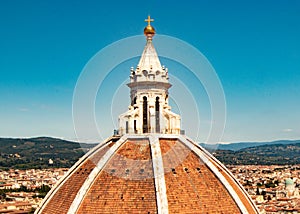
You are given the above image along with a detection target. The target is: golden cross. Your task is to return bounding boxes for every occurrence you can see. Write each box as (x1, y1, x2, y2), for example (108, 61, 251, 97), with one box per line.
(145, 15, 154, 26)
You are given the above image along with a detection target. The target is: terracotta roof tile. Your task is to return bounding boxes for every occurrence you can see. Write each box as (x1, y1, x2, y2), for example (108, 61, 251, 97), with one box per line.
(77, 139, 157, 213)
(37, 136, 258, 214)
(40, 142, 113, 214)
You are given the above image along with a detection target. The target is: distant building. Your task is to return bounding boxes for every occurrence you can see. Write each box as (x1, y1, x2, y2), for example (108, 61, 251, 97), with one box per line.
(48, 159, 53, 165)
(280, 178, 300, 199)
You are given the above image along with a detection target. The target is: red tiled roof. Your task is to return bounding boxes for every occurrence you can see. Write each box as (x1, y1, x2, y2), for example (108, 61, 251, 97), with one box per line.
(161, 139, 241, 213)
(40, 141, 114, 214)
(36, 135, 258, 213)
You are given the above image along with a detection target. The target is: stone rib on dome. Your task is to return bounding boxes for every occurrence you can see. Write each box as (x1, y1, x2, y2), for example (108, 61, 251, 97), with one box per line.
(36, 135, 258, 214)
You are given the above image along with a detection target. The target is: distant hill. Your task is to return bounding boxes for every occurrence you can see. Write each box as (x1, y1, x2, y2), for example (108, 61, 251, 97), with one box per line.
(213, 142, 300, 165)
(1, 137, 300, 169)
(0, 137, 95, 170)
(200, 140, 300, 151)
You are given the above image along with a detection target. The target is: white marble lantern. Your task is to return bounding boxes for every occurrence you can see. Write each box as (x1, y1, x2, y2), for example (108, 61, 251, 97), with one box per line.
(119, 16, 181, 135)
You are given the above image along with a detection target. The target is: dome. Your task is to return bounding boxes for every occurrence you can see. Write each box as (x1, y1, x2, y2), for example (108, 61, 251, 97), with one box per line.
(285, 178, 294, 186)
(36, 135, 258, 213)
(36, 17, 258, 214)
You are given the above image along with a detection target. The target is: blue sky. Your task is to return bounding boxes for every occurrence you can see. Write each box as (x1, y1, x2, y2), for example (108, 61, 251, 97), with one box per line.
(0, 0, 299, 143)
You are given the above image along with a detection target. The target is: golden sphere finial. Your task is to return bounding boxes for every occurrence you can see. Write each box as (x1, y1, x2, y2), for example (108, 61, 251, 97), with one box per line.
(144, 15, 155, 38)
